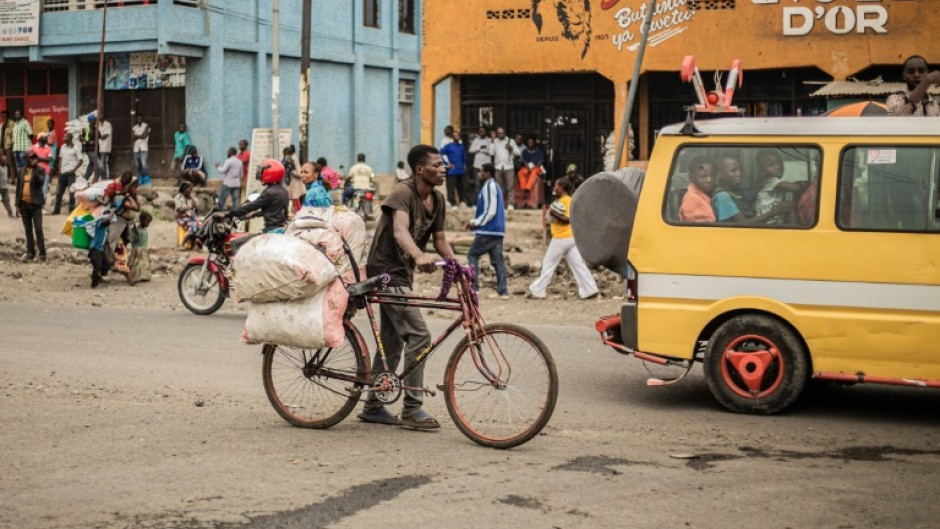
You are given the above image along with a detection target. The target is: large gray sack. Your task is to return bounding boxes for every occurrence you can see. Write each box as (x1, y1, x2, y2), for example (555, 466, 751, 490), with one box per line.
(570, 167, 645, 271)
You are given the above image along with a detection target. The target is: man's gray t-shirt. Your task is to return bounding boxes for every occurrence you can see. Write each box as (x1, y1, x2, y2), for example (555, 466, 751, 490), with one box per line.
(366, 179, 445, 288)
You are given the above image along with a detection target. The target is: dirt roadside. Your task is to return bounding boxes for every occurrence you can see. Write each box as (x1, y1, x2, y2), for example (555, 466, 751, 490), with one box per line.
(0, 191, 626, 328)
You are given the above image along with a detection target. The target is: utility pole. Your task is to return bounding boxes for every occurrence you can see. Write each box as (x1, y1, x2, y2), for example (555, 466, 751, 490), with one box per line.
(272, 0, 281, 160)
(299, 0, 312, 164)
(93, 1, 108, 183)
(614, 0, 656, 169)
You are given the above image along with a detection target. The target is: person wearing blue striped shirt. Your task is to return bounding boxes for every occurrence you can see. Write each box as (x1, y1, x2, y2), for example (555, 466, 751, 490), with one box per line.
(465, 163, 509, 299)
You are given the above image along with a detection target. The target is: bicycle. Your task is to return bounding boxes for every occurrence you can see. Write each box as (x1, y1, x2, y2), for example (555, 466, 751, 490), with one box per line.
(260, 259, 558, 449)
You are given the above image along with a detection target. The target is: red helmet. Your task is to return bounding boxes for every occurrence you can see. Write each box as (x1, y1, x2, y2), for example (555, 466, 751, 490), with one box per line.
(259, 159, 285, 185)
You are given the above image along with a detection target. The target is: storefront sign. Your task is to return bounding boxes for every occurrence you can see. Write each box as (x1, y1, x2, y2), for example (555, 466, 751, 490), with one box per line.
(245, 128, 293, 199)
(25, 95, 69, 146)
(105, 52, 186, 90)
(0, 0, 40, 47)
(752, 0, 889, 36)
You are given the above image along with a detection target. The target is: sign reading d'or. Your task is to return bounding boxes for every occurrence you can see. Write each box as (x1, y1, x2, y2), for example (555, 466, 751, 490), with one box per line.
(752, 0, 889, 36)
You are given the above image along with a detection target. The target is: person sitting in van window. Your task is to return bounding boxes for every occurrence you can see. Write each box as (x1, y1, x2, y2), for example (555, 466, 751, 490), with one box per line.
(754, 150, 806, 225)
(678, 156, 716, 223)
(713, 154, 793, 224)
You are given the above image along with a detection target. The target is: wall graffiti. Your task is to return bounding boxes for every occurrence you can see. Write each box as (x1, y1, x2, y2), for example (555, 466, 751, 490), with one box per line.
(531, 0, 593, 59)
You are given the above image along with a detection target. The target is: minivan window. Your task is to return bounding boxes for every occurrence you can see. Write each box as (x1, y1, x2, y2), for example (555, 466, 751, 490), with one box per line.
(664, 145, 821, 228)
(838, 146, 940, 233)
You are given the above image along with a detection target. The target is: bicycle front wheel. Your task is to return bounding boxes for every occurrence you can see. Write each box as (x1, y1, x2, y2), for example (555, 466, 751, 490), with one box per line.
(443, 323, 558, 449)
(262, 323, 370, 429)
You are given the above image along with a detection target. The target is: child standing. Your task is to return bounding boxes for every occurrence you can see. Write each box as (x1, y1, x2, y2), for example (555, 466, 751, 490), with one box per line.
(129, 211, 152, 283)
(528, 176, 599, 300)
(678, 156, 717, 222)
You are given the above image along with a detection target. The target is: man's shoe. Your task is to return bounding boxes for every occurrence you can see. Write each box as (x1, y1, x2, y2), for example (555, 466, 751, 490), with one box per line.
(356, 407, 400, 425)
(20, 253, 35, 262)
(38, 255, 47, 264)
(487, 293, 510, 300)
(508, 205, 515, 211)
(399, 409, 440, 430)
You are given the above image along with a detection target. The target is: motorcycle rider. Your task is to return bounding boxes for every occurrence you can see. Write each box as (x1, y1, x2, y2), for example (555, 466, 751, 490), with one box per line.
(225, 159, 290, 233)
(343, 153, 374, 206)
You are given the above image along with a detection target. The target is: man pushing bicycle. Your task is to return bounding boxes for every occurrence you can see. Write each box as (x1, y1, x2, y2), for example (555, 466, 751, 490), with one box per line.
(357, 144, 456, 430)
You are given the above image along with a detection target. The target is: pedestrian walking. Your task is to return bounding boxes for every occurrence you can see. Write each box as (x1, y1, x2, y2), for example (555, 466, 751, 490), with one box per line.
(300, 161, 332, 208)
(1, 112, 14, 180)
(216, 147, 242, 210)
(439, 128, 467, 209)
(53, 133, 81, 215)
(11, 110, 32, 170)
(0, 153, 12, 218)
(81, 114, 98, 182)
(528, 176, 598, 300)
(32, 133, 53, 199)
(97, 114, 112, 180)
(465, 163, 509, 299)
(466, 126, 492, 206)
(131, 115, 151, 186)
(237, 139, 251, 182)
(489, 126, 520, 210)
(15, 149, 47, 263)
(87, 212, 110, 288)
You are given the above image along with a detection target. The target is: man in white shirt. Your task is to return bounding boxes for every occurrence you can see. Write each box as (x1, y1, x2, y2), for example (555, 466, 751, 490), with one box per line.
(53, 133, 82, 215)
(131, 115, 151, 186)
(488, 126, 520, 210)
(467, 125, 493, 206)
(97, 115, 112, 180)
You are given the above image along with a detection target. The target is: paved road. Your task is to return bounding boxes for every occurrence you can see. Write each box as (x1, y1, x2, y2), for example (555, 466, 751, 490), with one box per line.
(2, 303, 939, 529)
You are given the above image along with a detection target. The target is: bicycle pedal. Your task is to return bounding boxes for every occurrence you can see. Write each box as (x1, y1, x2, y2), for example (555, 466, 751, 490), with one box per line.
(422, 386, 437, 397)
(435, 384, 447, 391)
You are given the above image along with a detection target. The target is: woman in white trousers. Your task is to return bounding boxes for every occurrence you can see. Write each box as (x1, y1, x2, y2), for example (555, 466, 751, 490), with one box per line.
(529, 176, 599, 299)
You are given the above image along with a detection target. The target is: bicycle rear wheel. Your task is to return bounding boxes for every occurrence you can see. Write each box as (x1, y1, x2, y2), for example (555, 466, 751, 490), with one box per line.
(262, 322, 370, 429)
(443, 323, 558, 449)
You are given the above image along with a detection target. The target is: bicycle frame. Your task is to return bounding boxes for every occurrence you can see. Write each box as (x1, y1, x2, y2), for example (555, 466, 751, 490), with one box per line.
(351, 274, 502, 395)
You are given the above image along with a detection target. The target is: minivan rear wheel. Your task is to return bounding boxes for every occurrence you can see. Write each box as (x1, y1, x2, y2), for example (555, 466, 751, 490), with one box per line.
(704, 314, 808, 414)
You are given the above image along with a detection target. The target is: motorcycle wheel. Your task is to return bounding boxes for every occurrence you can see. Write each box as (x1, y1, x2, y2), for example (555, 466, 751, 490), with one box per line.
(178, 263, 225, 315)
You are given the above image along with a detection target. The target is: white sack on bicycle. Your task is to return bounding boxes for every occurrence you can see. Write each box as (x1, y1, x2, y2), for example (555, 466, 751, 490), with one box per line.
(232, 234, 338, 303)
(242, 279, 348, 349)
(288, 206, 368, 279)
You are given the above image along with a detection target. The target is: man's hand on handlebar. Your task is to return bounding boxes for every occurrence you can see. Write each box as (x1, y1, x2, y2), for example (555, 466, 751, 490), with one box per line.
(415, 253, 439, 274)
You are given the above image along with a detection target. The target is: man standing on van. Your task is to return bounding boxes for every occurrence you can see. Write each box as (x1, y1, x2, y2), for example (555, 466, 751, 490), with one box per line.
(887, 55, 940, 117)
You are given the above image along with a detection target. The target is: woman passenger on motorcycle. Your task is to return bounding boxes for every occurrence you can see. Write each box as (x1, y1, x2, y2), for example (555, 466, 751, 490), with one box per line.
(226, 159, 290, 233)
(300, 161, 332, 208)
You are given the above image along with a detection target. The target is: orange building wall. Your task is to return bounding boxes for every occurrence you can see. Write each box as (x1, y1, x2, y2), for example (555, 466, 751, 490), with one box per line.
(421, 0, 937, 144)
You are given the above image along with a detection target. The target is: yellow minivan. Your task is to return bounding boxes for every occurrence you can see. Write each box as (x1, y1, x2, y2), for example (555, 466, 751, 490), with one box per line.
(579, 117, 940, 414)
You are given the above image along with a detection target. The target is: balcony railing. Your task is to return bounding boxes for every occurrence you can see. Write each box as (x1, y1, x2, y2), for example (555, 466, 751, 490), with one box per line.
(42, 0, 199, 12)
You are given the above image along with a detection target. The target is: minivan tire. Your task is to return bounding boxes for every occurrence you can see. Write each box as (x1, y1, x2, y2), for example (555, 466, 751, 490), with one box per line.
(704, 314, 809, 414)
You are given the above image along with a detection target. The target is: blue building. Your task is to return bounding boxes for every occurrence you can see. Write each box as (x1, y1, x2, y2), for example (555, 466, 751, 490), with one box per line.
(0, 0, 422, 178)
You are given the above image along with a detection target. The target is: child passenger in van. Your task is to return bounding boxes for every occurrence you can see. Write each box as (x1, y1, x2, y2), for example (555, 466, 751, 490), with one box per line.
(713, 154, 794, 224)
(754, 149, 806, 225)
(678, 156, 716, 222)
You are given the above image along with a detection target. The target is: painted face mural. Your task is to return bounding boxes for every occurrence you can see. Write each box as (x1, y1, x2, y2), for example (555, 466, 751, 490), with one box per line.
(532, 0, 593, 59)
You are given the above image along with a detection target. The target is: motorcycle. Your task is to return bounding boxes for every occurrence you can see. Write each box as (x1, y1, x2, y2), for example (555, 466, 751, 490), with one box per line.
(177, 198, 257, 315)
(344, 185, 375, 220)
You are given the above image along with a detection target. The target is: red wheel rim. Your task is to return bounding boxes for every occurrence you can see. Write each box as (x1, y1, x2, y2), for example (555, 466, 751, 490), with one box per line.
(720, 334, 785, 399)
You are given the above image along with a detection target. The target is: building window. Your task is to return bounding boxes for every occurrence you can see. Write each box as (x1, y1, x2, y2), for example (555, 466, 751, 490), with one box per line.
(364, 0, 379, 28)
(399, 79, 415, 103)
(399, 0, 414, 34)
